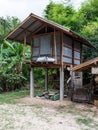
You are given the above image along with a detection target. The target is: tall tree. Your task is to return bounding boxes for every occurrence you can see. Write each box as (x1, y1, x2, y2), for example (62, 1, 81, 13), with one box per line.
(44, 1, 76, 29)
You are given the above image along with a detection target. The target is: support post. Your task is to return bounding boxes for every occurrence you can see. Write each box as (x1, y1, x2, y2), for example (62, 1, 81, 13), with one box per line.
(60, 68, 64, 101)
(70, 65, 74, 100)
(30, 67, 34, 97)
(72, 40, 74, 65)
(61, 31, 64, 68)
(54, 27, 57, 63)
(45, 68, 48, 91)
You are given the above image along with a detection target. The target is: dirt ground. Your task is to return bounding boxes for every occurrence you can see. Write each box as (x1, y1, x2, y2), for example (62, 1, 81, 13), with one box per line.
(0, 97, 98, 130)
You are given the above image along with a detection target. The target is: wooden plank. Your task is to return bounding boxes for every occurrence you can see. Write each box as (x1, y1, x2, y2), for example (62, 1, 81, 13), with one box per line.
(54, 27, 57, 63)
(61, 31, 64, 68)
(64, 44, 72, 49)
(72, 40, 74, 65)
(32, 31, 60, 38)
(26, 61, 67, 68)
(39, 36, 40, 57)
(50, 34, 53, 57)
(74, 49, 81, 52)
(72, 57, 98, 71)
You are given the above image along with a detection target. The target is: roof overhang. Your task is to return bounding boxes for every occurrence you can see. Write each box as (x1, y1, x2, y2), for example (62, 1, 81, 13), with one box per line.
(5, 13, 95, 49)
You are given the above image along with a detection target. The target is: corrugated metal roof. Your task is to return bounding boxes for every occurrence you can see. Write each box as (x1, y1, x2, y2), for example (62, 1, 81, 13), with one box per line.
(5, 13, 95, 49)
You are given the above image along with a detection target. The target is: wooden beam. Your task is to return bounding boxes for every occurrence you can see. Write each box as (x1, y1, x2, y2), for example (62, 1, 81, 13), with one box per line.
(30, 67, 34, 97)
(20, 27, 32, 33)
(5, 14, 32, 40)
(32, 24, 46, 36)
(72, 57, 98, 71)
(80, 43, 82, 63)
(61, 31, 64, 68)
(72, 40, 74, 65)
(12, 20, 38, 40)
(70, 65, 74, 92)
(54, 27, 57, 63)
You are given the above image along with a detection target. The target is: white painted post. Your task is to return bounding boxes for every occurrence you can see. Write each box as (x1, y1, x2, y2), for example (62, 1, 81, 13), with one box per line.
(45, 68, 48, 91)
(30, 67, 34, 98)
(60, 68, 64, 101)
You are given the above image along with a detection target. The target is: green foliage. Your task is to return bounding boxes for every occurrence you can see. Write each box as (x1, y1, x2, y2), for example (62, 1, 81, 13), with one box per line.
(0, 16, 20, 37)
(44, 1, 76, 28)
(81, 22, 98, 61)
(80, 0, 98, 22)
(0, 17, 30, 92)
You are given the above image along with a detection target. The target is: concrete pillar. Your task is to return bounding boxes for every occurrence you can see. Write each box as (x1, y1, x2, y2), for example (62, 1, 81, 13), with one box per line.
(60, 68, 64, 101)
(45, 68, 48, 91)
(30, 67, 34, 98)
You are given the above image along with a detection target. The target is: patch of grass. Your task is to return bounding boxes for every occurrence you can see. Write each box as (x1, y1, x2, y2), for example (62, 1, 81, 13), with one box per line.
(67, 110, 75, 114)
(83, 109, 93, 113)
(0, 90, 29, 104)
(58, 105, 65, 109)
(77, 117, 93, 126)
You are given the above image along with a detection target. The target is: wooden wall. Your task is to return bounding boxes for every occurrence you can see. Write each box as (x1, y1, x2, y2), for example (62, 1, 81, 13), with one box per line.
(63, 34, 81, 65)
(31, 32, 81, 65)
(32, 34, 52, 61)
(32, 32, 61, 63)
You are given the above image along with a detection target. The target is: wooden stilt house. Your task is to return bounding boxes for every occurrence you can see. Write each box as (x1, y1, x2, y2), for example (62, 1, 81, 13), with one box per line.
(5, 13, 95, 100)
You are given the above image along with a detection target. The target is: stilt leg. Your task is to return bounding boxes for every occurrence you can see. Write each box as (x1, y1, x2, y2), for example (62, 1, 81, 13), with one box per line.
(30, 67, 34, 97)
(60, 68, 64, 101)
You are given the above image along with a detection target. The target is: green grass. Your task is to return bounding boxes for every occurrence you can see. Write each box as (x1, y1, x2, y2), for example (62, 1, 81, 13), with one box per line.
(0, 90, 29, 104)
(77, 117, 93, 126)
(0, 87, 45, 104)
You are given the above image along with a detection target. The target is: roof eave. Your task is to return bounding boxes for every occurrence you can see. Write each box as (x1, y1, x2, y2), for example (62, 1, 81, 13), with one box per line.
(4, 13, 96, 50)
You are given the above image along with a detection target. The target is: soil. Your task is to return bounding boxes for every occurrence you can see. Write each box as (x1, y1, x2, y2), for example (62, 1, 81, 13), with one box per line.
(0, 97, 98, 130)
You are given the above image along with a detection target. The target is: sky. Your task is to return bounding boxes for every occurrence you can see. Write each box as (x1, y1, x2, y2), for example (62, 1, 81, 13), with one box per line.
(0, 0, 84, 20)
